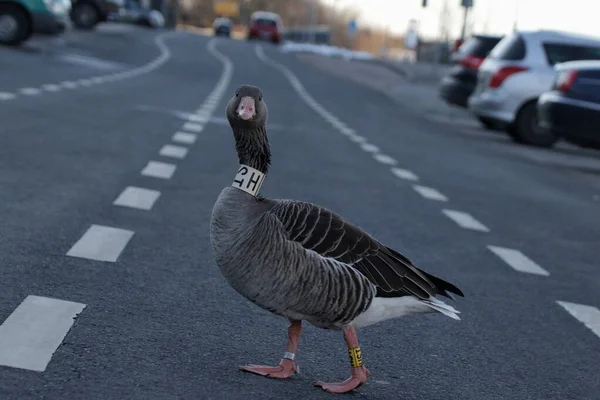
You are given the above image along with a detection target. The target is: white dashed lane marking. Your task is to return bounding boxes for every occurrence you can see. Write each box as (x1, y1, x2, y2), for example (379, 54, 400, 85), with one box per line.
(360, 143, 380, 153)
(159, 144, 188, 159)
(349, 135, 367, 143)
(141, 161, 177, 179)
(61, 81, 77, 89)
(442, 209, 490, 232)
(42, 84, 61, 92)
(182, 122, 205, 133)
(0, 92, 16, 100)
(113, 186, 161, 211)
(391, 167, 419, 181)
(0, 295, 86, 372)
(19, 88, 40, 95)
(373, 154, 397, 166)
(557, 301, 600, 339)
(67, 224, 134, 262)
(412, 185, 448, 202)
(172, 132, 197, 145)
(487, 245, 549, 276)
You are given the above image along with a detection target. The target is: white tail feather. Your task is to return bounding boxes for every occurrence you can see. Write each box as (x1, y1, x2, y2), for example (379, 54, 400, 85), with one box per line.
(422, 297, 461, 320)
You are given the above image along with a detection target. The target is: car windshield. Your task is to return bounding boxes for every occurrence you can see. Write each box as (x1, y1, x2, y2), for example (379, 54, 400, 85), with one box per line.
(488, 34, 526, 61)
(543, 43, 600, 65)
(458, 36, 502, 57)
(254, 18, 277, 27)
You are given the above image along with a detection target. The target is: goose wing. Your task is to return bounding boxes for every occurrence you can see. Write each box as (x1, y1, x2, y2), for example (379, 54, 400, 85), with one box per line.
(267, 199, 463, 299)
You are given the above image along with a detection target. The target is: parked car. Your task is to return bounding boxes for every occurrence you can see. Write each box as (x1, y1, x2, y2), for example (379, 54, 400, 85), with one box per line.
(213, 17, 231, 37)
(0, 0, 70, 45)
(439, 34, 503, 128)
(70, 0, 121, 29)
(247, 11, 282, 44)
(468, 30, 600, 147)
(537, 60, 600, 149)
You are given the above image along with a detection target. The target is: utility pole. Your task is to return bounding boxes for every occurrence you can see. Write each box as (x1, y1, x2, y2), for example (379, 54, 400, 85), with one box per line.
(460, 0, 473, 41)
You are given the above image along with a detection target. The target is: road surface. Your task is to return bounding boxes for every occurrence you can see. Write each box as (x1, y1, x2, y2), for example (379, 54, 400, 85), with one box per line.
(1, 25, 599, 400)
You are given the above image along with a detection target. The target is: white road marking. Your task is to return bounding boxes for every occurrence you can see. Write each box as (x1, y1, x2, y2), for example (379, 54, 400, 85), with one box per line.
(159, 144, 189, 159)
(141, 161, 177, 179)
(19, 88, 40, 95)
(41, 84, 60, 92)
(0, 92, 16, 100)
(360, 143, 380, 153)
(173, 132, 197, 145)
(182, 122, 204, 133)
(0, 295, 86, 372)
(113, 186, 161, 210)
(61, 81, 77, 89)
(2, 32, 178, 103)
(442, 209, 490, 232)
(412, 185, 448, 202)
(373, 154, 397, 166)
(349, 135, 367, 143)
(391, 167, 419, 181)
(487, 246, 549, 276)
(187, 114, 208, 123)
(557, 301, 600, 339)
(339, 126, 355, 136)
(66, 224, 134, 262)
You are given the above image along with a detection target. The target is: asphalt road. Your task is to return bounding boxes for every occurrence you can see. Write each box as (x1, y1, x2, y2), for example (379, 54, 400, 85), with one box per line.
(1, 25, 599, 400)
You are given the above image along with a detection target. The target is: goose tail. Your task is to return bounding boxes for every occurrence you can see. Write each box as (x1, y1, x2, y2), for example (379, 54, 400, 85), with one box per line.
(421, 297, 461, 320)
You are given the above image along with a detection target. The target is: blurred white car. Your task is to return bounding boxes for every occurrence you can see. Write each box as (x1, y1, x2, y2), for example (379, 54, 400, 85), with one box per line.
(468, 30, 600, 146)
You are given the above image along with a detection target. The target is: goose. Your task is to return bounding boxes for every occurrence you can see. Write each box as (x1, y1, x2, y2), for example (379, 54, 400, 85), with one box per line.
(209, 85, 465, 394)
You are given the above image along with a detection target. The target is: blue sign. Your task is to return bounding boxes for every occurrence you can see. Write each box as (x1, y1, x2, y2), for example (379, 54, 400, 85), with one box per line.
(347, 19, 357, 37)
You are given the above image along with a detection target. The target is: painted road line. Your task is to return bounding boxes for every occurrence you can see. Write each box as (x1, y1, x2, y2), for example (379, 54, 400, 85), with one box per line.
(67, 224, 134, 262)
(78, 79, 93, 86)
(412, 185, 448, 202)
(19, 88, 40, 95)
(487, 246, 549, 276)
(42, 84, 61, 92)
(187, 115, 208, 123)
(349, 135, 367, 143)
(141, 161, 177, 179)
(0, 295, 86, 372)
(373, 154, 397, 166)
(339, 127, 355, 136)
(442, 209, 490, 232)
(0, 92, 16, 101)
(361, 143, 380, 153)
(61, 81, 77, 89)
(391, 167, 419, 181)
(557, 301, 600, 339)
(113, 186, 161, 211)
(182, 122, 204, 133)
(159, 144, 188, 159)
(173, 132, 197, 145)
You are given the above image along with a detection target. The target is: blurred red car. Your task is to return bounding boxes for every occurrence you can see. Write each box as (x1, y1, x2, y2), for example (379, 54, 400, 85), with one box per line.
(247, 11, 283, 44)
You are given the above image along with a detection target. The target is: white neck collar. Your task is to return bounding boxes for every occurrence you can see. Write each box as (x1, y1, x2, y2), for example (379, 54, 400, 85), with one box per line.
(231, 164, 265, 197)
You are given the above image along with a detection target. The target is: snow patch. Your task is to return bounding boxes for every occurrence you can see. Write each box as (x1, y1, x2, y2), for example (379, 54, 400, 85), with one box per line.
(280, 42, 375, 61)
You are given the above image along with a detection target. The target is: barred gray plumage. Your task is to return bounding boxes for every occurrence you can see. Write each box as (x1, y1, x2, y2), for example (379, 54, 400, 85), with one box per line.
(210, 84, 465, 393)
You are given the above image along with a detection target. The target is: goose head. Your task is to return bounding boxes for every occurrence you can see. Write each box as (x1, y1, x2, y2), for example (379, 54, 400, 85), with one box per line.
(226, 85, 268, 131)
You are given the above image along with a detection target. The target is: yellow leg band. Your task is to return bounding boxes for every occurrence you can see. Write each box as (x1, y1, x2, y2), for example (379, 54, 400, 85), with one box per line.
(348, 347, 363, 368)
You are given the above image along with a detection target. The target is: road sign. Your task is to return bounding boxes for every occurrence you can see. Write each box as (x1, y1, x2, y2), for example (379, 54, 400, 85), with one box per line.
(461, 0, 473, 7)
(405, 27, 418, 50)
(213, 0, 239, 17)
(347, 19, 357, 38)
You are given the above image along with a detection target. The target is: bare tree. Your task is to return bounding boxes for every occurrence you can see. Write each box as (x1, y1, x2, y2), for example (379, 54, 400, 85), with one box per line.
(438, 0, 454, 43)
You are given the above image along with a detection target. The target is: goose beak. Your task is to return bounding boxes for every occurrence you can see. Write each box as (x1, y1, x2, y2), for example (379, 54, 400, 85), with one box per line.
(237, 96, 256, 121)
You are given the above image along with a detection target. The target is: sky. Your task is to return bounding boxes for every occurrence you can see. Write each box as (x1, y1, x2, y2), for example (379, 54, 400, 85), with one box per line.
(322, 0, 599, 41)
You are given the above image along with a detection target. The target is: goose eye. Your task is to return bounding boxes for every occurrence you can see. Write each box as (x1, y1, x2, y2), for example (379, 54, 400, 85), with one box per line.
(259, 96, 262, 101)
(235, 92, 239, 97)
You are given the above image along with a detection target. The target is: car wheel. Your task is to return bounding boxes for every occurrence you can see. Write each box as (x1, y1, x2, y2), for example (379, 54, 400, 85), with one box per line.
(0, 4, 30, 46)
(72, 3, 99, 30)
(511, 101, 559, 147)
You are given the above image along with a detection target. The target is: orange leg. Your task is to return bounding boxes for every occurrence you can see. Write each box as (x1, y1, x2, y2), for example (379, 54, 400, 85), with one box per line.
(313, 326, 371, 393)
(239, 319, 301, 379)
